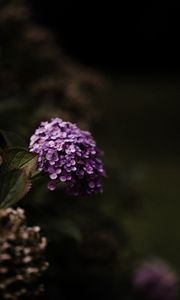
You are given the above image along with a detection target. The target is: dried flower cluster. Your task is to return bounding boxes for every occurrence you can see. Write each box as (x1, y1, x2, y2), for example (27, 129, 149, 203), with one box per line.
(133, 259, 178, 300)
(29, 118, 105, 196)
(0, 208, 48, 299)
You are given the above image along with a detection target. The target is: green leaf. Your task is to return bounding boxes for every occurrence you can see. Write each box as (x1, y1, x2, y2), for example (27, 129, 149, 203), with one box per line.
(1, 148, 38, 176)
(0, 169, 30, 208)
(0, 129, 26, 149)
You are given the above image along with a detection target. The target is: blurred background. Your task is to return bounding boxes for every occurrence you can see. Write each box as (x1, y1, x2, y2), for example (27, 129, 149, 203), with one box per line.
(0, 1, 180, 299)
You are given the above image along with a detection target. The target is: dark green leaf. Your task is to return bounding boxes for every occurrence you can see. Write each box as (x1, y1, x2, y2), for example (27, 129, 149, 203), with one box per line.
(0, 169, 30, 208)
(1, 148, 38, 176)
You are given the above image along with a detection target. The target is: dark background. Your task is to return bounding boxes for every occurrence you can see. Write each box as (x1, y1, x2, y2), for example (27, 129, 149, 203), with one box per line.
(30, 1, 180, 72)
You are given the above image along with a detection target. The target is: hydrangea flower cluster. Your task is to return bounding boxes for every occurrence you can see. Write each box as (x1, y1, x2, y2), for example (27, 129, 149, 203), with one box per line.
(133, 259, 178, 300)
(29, 118, 105, 196)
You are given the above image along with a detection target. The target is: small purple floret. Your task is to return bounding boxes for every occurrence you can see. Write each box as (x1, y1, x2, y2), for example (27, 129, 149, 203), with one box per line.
(133, 259, 178, 300)
(29, 118, 106, 196)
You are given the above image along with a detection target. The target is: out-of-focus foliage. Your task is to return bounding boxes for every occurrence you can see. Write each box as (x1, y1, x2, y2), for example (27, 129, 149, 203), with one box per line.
(0, 0, 104, 137)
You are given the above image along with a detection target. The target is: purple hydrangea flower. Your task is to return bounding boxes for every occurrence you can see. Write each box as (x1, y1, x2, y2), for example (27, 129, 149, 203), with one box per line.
(29, 118, 106, 196)
(133, 259, 178, 300)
